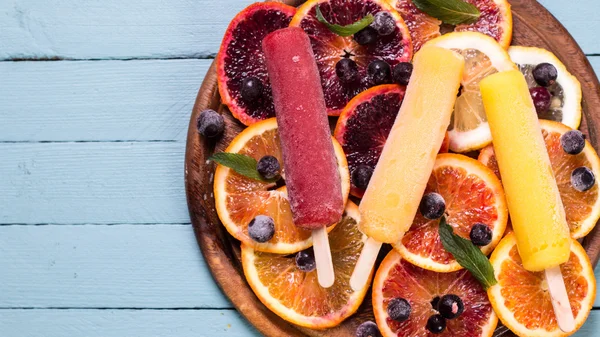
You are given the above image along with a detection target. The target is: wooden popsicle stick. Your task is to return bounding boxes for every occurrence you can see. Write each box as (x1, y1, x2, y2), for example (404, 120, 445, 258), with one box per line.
(350, 237, 382, 292)
(545, 266, 575, 333)
(312, 226, 335, 288)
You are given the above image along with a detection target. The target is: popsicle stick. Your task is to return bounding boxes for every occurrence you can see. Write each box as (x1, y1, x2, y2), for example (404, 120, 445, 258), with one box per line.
(350, 237, 383, 291)
(545, 266, 575, 333)
(312, 227, 335, 288)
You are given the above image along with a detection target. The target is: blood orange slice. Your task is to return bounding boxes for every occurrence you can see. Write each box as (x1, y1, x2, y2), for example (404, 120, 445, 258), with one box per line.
(488, 233, 596, 337)
(213, 118, 350, 254)
(373, 249, 498, 337)
(478, 120, 600, 239)
(242, 201, 370, 329)
(390, 0, 512, 52)
(334, 84, 449, 198)
(394, 153, 508, 272)
(290, 0, 413, 115)
(216, 3, 296, 126)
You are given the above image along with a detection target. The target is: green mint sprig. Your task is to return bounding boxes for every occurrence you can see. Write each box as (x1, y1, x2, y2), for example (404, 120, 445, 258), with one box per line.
(209, 152, 275, 182)
(439, 216, 497, 290)
(412, 0, 480, 25)
(315, 5, 374, 37)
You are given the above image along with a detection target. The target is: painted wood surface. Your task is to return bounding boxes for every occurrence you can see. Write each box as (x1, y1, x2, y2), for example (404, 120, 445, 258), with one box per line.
(0, 0, 598, 60)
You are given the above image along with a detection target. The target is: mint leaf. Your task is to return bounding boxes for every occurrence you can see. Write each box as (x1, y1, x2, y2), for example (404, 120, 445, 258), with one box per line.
(209, 152, 267, 182)
(316, 5, 374, 37)
(412, 0, 480, 25)
(439, 216, 497, 290)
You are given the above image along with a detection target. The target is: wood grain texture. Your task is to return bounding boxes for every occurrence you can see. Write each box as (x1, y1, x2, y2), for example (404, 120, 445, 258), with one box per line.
(185, 1, 600, 336)
(0, 59, 210, 142)
(0, 0, 598, 60)
(0, 225, 230, 308)
(0, 309, 261, 337)
(0, 143, 189, 224)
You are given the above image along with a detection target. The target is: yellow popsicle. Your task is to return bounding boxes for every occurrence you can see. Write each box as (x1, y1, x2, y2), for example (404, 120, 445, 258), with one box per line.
(359, 46, 464, 243)
(480, 70, 570, 271)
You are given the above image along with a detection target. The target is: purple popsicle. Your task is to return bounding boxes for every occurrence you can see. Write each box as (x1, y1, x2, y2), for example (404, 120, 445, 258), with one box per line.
(262, 27, 344, 230)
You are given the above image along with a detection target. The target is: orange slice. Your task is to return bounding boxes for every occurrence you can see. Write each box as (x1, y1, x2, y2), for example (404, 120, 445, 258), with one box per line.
(478, 120, 600, 239)
(214, 118, 350, 254)
(394, 153, 508, 272)
(488, 233, 596, 337)
(242, 201, 369, 329)
(373, 249, 498, 337)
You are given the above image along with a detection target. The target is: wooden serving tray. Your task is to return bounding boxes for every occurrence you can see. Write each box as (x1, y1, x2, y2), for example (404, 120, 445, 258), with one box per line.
(185, 1, 600, 336)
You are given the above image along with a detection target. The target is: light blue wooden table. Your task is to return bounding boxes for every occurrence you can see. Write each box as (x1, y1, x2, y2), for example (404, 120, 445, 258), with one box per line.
(0, 0, 599, 336)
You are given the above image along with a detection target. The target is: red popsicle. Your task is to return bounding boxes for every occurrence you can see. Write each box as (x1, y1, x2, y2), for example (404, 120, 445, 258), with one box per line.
(262, 27, 344, 230)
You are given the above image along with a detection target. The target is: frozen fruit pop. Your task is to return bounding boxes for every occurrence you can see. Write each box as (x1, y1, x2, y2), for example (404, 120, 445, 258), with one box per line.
(480, 70, 574, 332)
(350, 46, 464, 291)
(263, 27, 344, 287)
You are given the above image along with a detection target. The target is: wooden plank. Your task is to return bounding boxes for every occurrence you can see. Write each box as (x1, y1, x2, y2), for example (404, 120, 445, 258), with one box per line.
(0, 0, 598, 60)
(575, 310, 600, 336)
(0, 59, 210, 142)
(0, 225, 231, 308)
(0, 143, 190, 224)
(0, 309, 261, 337)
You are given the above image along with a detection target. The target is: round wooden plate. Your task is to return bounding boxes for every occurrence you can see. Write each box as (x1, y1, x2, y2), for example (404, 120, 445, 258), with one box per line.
(185, 1, 600, 336)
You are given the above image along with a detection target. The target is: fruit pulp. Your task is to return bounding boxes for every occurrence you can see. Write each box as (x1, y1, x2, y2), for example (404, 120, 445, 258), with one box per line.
(359, 46, 464, 243)
(480, 70, 570, 271)
(262, 27, 344, 230)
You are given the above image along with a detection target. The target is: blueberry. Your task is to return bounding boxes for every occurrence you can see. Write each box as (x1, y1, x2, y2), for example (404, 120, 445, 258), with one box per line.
(438, 294, 464, 319)
(419, 192, 446, 220)
(196, 109, 225, 139)
(571, 167, 595, 192)
(248, 215, 275, 243)
(371, 11, 395, 36)
(240, 77, 263, 102)
(352, 165, 374, 190)
(257, 155, 281, 180)
(530, 87, 552, 114)
(426, 314, 446, 334)
(355, 321, 382, 337)
(295, 249, 316, 272)
(368, 60, 391, 85)
(354, 26, 378, 45)
(336, 58, 359, 84)
(392, 62, 413, 86)
(533, 63, 558, 87)
(431, 296, 441, 309)
(470, 223, 493, 246)
(387, 298, 411, 322)
(561, 130, 586, 155)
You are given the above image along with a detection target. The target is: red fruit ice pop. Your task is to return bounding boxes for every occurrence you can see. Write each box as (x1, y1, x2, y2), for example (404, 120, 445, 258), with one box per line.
(263, 27, 343, 287)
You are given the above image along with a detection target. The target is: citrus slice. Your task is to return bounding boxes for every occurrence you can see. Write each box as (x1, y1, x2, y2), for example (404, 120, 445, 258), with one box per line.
(390, 0, 512, 52)
(214, 118, 350, 254)
(478, 120, 600, 239)
(290, 0, 413, 115)
(242, 201, 369, 329)
(509, 46, 582, 129)
(394, 153, 508, 272)
(423, 31, 517, 153)
(216, 3, 296, 126)
(373, 249, 498, 337)
(334, 84, 450, 198)
(488, 233, 596, 337)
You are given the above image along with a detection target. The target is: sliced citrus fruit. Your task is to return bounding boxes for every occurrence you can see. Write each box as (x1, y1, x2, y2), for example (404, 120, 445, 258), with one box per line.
(373, 249, 498, 337)
(242, 201, 369, 329)
(509, 46, 582, 129)
(394, 153, 508, 272)
(216, 3, 296, 126)
(214, 118, 350, 254)
(488, 233, 596, 337)
(390, 0, 512, 52)
(333, 84, 450, 198)
(290, 0, 413, 115)
(478, 120, 600, 239)
(423, 31, 517, 153)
